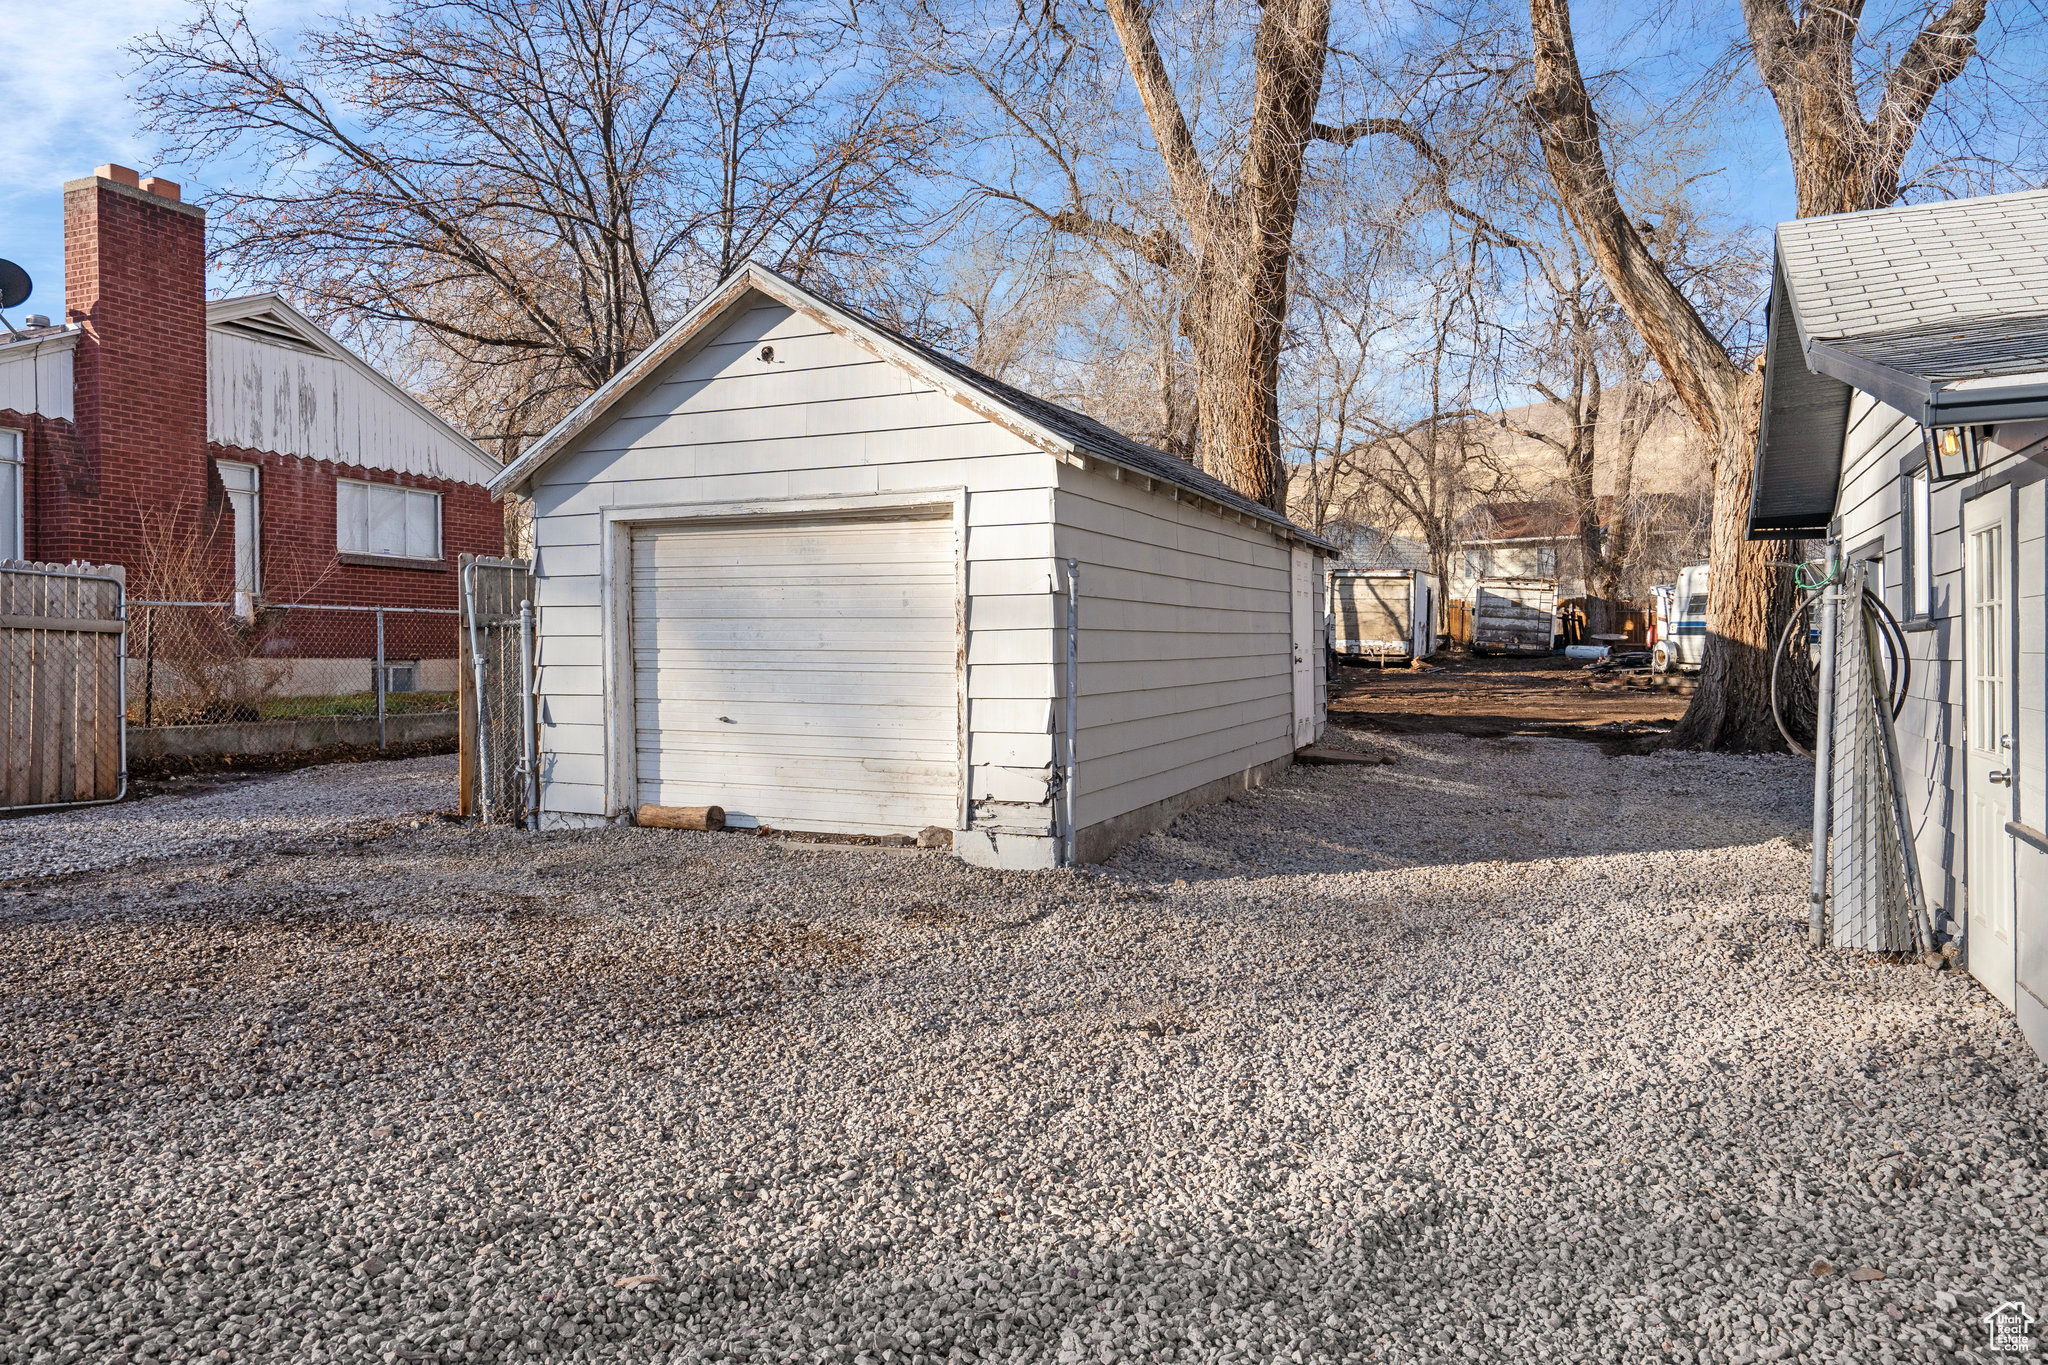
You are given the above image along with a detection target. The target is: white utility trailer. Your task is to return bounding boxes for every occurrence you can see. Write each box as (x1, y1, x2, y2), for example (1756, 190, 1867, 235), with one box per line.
(1471, 578, 1557, 655)
(1330, 569, 1433, 665)
(1650, 564, 1710, 673)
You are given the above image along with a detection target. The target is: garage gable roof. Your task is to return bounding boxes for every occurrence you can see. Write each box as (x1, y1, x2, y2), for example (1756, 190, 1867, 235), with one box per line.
(490, 263, 1335, 551)
(1751, 187, 2048, 538)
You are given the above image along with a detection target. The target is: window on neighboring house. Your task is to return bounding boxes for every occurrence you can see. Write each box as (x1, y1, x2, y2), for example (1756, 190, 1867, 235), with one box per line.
(1903, 464, 1933, 622)
(0, 429, 21, 562)
(217, 461, 261, 607)
(337, 478, 442, 561)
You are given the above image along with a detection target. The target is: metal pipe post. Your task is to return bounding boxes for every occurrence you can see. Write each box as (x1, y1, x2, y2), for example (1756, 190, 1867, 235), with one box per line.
(1807, 536, 1840, 947)
(1064, 558, 1079, 868)
(142, 606, 155, 728)
(374, 607, 388, 751)
(519, 598, 538, 830)
(462, 562, 491, 824)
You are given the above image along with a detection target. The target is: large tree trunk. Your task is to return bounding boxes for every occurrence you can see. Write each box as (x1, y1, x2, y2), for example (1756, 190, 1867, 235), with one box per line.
(1186, 246, 1291, 507)
(1667, 374, 1792, 749)
(1100, 0, 1331, 515)
(1527, 0, 1786, 750)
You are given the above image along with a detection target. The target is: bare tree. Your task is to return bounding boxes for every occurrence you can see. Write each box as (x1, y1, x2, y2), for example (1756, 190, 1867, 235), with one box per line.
(1494, 199, 1681, 634)
(1339, 234, 1514, 614)
(1522, 0, 1990, 750)
(133, 0, 941, 458)
(899, 0, 1507, 512)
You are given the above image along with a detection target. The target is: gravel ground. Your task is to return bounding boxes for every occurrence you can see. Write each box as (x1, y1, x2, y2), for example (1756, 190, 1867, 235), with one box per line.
(2, 731, 2044, 1365)
(0, 757, 459, 881)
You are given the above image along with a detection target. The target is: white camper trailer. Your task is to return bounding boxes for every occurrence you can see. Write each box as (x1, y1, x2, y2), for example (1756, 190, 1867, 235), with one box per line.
(1649, 564, 1709, 673)
(1330, 569, 1434, 664)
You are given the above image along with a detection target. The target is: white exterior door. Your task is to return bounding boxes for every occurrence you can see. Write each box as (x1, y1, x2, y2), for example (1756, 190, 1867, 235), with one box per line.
(1963, 494, 2017, 1009)
(629, 514, 959, 837)
(1290, 545, 1316, 747)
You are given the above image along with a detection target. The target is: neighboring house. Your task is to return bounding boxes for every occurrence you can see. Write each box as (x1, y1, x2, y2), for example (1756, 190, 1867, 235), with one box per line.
(1451, 500, 1578, 600)
(0, 165, 502, 689)
(1324, 523, 1433, 574)
(490, 263, 1335, 869)
(1751, 186, 2048, 1062)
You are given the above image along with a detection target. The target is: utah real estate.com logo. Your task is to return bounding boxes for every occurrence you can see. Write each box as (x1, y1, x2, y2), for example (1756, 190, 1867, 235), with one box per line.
(1986, 1300, 2036, 1354)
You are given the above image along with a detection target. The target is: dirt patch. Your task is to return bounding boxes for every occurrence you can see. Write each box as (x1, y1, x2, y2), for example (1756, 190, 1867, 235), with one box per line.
(1330, 647, 1692, 753)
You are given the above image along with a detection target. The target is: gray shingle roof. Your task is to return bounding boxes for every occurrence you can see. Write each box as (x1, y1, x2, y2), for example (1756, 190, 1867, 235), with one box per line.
(849, 305, 1334, 547)
(1777, 187, 2048, 346)
(494, 262, 1334, 551)
(1752, 187, 2048, 539)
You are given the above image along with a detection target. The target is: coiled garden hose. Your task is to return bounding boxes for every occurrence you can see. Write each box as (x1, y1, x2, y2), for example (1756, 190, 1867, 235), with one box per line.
(1771, 580, 1910, 758)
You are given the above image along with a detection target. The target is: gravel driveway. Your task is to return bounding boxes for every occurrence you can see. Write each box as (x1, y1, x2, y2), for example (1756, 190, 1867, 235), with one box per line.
(2, 733, 2044, 1365)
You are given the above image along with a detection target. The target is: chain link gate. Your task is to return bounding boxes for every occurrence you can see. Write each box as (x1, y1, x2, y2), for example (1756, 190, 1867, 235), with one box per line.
(460, 555, 536, 825)
(1824, 559, 1935, 955)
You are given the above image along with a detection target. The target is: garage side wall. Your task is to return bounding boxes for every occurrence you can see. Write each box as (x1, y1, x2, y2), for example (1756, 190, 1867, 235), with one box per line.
(1054, 460, 1318, 856)
(524, 297, 1062, 859)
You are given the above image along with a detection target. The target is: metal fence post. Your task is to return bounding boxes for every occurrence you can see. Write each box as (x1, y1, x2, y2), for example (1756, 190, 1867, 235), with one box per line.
(375, 607, 387, 751)
(142, 606, 156, 728)
(1807, 535, 1840, 948)
(1064, 558, 1079, 869)
(519, 598, 538, 829)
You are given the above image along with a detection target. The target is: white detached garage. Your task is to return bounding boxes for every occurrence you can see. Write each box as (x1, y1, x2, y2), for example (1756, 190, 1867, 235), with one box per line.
(489, 264, 1334, 869)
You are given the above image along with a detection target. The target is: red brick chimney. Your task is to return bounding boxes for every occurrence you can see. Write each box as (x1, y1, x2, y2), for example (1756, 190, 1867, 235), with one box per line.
(49, 164, 210, 573)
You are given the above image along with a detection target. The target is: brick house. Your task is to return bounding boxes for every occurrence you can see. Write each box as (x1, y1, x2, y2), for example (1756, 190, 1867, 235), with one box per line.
(0, 165, 503, 694)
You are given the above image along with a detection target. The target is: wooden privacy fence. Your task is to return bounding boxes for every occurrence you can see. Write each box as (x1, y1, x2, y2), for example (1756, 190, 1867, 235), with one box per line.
(459, 555, 536, 824)
(1444, 598, 1473, 645)
(1559, 597, 1651, 648)
(2, 560, 127, 809)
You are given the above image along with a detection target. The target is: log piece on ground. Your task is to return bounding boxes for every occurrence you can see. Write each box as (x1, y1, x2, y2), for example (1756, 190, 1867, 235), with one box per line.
(635, 804, 726, 831)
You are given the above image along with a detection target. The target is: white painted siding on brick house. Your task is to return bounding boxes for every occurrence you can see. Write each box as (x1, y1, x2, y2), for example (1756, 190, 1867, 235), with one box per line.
(0, 334, 76, 420)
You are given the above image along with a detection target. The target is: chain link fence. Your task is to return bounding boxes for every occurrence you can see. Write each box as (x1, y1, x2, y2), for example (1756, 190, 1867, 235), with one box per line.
(1825, 560, 1933, 955)
(127, 601, 459, 734)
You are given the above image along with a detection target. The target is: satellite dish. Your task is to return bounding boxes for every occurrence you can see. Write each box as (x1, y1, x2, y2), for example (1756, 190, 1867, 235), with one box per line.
(0, 260, 29, 311)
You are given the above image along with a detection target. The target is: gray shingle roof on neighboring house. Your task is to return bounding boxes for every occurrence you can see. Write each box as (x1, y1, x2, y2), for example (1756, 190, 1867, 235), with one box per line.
(1752, 187, 2048, 539)
(1326, 525, 1432, 572)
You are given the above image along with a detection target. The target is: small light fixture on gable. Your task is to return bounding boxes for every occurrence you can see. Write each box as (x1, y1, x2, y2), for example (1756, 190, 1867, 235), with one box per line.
(1922, 424, 1982, 483)
(759, 345, 775, 363)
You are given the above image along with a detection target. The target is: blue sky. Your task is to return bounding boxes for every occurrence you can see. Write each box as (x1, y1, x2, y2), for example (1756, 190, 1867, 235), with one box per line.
(0, 1, 321, 317)
(0, 1, 1843, 327)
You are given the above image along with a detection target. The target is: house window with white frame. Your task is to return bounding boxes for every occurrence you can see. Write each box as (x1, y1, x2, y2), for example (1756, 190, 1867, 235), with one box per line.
(0, 429, 21, 562)
(337, 478, 442, 561)
(217, 460, 261, 609)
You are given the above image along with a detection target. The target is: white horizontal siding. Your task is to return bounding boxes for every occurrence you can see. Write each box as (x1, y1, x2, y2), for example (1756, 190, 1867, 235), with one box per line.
(1055, 462, 1300, 830)
(528, 299, 1059, 835)
(207, 330, 497, 483)
(1831, 394, 2048, 1028)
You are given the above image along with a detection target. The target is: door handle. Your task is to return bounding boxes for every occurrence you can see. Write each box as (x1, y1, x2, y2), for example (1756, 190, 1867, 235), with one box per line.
(1988, 769, 2012, 787)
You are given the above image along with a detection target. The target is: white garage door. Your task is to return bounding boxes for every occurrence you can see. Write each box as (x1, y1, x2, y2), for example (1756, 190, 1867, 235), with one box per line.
(630, 514, 959, 836)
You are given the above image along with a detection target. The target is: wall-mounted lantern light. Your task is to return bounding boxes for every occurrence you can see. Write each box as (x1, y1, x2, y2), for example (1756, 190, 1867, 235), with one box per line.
(1923, 424, 1983, 483)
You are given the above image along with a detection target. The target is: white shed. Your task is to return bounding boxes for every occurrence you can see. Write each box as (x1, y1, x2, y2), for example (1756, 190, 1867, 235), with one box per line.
(488, 265, 1335, 869)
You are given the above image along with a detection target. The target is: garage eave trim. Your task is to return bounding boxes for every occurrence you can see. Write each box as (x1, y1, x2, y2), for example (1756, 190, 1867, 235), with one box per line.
(489, 262, 1336, 553)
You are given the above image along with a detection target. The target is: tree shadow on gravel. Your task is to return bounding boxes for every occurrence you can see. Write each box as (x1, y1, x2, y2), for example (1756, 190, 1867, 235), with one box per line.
(1106, 730, 1811, 883)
